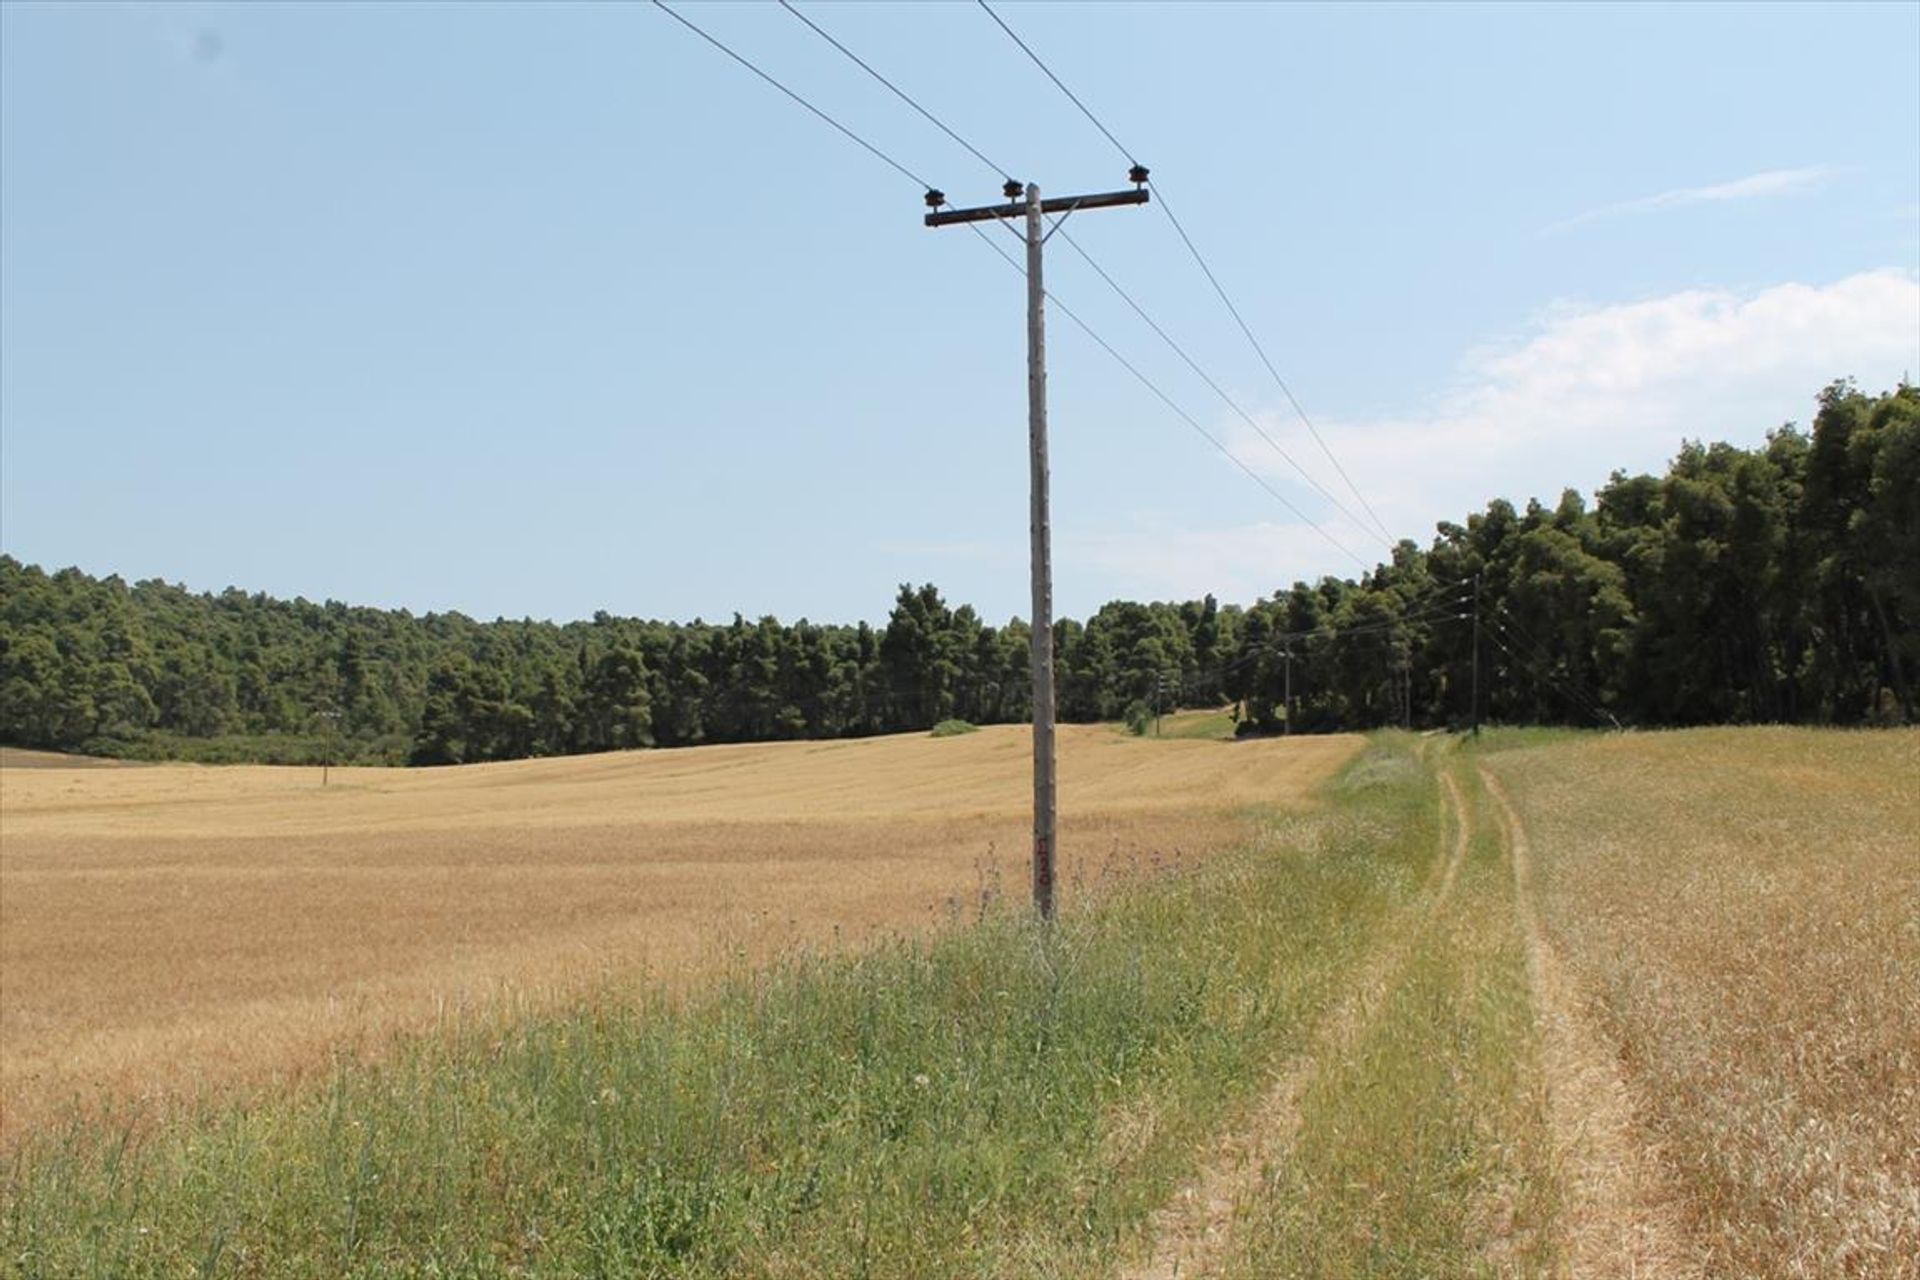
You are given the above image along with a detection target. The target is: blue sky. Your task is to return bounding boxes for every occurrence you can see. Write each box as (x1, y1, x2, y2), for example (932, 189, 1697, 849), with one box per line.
(3, 1, 1916, 625)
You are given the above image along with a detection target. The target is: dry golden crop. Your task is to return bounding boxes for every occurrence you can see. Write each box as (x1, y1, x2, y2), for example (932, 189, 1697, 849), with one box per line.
(1485, 727, 1920, 1279)
(0, 723, 1358, 1144)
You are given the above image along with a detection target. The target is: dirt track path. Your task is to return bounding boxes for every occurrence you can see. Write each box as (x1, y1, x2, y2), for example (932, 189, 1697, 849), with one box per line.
(1480, 765, 1697, 1279)
(1116, 760, 1474, 1280)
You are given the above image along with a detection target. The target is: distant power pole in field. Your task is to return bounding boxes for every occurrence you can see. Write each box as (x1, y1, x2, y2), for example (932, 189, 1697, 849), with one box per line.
(316, 706, 342, 787)
(1283, 646, 1293, 736)
(1471, 574, 1482, 738)
(1153, 669, 1180, 737)
(926, 171, 1150, 920)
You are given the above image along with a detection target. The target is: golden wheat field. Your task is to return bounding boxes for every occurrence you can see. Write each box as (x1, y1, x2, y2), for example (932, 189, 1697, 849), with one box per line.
(1484, 728, 1920, 1278)
(0, 722, 1359, 1143)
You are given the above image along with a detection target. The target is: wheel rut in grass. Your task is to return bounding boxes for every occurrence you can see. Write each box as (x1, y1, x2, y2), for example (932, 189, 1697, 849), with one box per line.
(1480, 765, 1697, 1280)
(1116, 760, 1473, 1280)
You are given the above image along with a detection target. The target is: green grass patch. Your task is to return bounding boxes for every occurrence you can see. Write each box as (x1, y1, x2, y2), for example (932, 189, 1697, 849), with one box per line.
(1151, 709, 1239, 741)
(1222, 756, 1557, 1279)
(927, 719, 978, 738)
(1457, 724, 1590, 756)
(2, 740, 1439, 1279)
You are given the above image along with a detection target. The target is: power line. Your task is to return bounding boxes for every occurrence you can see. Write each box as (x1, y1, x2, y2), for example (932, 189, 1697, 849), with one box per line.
(797, 3, 1384, 549)
(1263, 600, 1470, 647)
(1054, 226, 1395, 550)
(1490, 601, 1560, 658)
(1481, 621, 1590, 722)
(1189, 579, 1478, 692)
(733, 0, 1384, 572)
(652, 1, 934, 191)
(776, 1, 1012, 184)
(965, 222, 1371, 571)
(1154, 191, 1398, 546)
(659, 0, 1373, 575)
(1203, 597, 1475, 681)
(1483, 614, 1620, 728)
(1489, 608, 1620, 727)
(975, 0, 1397, 545)
(974, 0, 1133, 166)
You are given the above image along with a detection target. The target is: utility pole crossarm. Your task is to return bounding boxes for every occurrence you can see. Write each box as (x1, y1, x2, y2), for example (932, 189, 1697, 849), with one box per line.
(924, 186, 1148, 227)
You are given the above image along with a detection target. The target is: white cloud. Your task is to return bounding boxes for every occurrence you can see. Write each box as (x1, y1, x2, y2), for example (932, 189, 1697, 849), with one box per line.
(1086, 270, 1920, 602)
(1546, 165, 1836, 234)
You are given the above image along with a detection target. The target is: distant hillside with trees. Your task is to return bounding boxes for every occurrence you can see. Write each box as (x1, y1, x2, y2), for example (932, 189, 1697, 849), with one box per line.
(2, 382, 1912, 764)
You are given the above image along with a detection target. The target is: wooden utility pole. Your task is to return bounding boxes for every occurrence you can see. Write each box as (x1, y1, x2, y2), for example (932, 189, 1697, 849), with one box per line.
(1283, 646, 1293, 735)
(1022, 182, 1058, 917)
(317, 706, 342, 787)
(1471, 574, 1482, 738)
(927, 171, 1149, 919)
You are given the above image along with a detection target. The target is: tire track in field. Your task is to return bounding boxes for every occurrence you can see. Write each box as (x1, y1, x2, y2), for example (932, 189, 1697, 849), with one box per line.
(1116, 759, 1473, 1280)
(1479, 765, 1698, 1280)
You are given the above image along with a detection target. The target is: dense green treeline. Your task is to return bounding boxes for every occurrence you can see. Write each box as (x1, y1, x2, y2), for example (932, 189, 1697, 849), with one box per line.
(1, 382, 1912, 764)
(1229, 382, 1916, 732)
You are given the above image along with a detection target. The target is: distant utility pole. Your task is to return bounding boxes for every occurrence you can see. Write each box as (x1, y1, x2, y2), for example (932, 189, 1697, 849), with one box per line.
(1283, 645, 1293, 736)
(926, 170, 1150, 920)
(317, 706, 342, 787)
(1155, 668, 1181, 737)
(1471, 574, 1482, 738)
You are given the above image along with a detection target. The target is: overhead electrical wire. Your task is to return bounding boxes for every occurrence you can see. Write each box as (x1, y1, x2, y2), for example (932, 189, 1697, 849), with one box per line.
(1491, 610, 1622, 728)
(656, 0, 1387, 579)
(1200, 597, 1475, 681)
(1052, 228, 1395, 550)
(775, 0, 1013, 184)
(754, 0, 1376, 571)
(973, 0, 1132, 166)
(651, 1, 935, 190)
(974, 0, 1398, 546)
(1264, 607, 1469, 651)
(1490, 601, 1564, 661)
(776, 1, 1384, 544)
(1187, 614, 1472, 692)
(1185, 575, 1621, 729)
(1482, 614, 1620, 728)
(1187, 576, 1478, 684)
(1481, 622, 1595, 723)
(1089, 580, 1479, 701)
(1265, 598, 1470, 644)
(1152, 193, 1397, 547)
(961, 223, 1373, 570)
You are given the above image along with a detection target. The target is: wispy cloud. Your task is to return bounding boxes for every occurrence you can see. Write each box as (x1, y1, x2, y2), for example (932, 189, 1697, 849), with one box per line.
(1545, 165, 1836, 234)
(1083, 270, 1919, 602)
